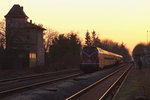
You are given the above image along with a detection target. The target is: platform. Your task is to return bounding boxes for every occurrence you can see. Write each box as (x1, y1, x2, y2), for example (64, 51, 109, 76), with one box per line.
(114, 65, 150, 100)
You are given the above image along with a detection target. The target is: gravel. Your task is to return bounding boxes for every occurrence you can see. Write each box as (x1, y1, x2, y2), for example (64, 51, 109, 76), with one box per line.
(2, 65, 121, 100)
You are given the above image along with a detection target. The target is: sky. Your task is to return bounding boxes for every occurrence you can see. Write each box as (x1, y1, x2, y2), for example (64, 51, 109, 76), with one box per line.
(1, 0, 150, 54)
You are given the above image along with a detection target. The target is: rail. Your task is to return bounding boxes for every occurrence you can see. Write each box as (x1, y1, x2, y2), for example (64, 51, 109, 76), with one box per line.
(66, 64, 129, 100)
(99, 64, 132, 100)
(0, 69, 79, 86)
(0, 71, 82, 97)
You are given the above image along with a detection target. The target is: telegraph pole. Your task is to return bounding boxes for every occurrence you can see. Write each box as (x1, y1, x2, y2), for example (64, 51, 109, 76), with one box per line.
(147, 30, 148, 44)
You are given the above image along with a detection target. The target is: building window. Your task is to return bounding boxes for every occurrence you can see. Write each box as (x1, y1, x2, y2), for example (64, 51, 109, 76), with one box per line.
(29, 52, 36, 68)
(29, 52, 36, 59)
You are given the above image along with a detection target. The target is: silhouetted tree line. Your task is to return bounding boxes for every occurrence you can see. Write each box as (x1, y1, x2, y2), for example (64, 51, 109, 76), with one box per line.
(85, 30, 131, 61)
(132, 43, 145, 59)
(132, 43, 150, 63)
(45, 30, 131, 70)
(45, 32, 82, 70)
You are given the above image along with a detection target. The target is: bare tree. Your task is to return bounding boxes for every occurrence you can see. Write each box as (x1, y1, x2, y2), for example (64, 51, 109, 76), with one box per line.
(0, 19, 6, 49)
(44, 28, 58, 52)
(0, 20, 6, 68)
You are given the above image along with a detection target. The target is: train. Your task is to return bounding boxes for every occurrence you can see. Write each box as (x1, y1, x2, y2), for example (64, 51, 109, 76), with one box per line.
(80, 46, 123, 72)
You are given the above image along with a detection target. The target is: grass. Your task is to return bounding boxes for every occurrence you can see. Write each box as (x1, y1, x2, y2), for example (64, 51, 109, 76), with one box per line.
(115, 65, 150, 100)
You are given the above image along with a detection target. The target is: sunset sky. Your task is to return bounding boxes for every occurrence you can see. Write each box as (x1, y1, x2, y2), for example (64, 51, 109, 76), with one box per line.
(1, 0, 150, 54)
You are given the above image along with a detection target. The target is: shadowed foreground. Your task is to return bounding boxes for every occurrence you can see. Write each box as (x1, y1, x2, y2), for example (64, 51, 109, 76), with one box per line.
(115, 65, 150, 100)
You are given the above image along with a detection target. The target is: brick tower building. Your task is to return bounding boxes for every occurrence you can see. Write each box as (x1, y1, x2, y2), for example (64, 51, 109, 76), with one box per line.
(5, 4, 45, 67)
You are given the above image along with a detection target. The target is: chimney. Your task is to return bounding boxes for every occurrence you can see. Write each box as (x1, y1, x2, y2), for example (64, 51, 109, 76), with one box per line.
(21, 6, 23, 10)
(30, 20, 32, 24)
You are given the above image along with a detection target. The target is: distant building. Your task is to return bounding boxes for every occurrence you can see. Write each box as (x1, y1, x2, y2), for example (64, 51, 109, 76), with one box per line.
(5, 4, 45, 67)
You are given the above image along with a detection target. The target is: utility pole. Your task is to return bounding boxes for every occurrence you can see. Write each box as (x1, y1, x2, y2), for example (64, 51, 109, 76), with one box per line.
(147, 30, 148, 44)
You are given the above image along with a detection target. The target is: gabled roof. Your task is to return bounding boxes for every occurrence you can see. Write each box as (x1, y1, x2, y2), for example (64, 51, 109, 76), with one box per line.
(5, 4, 28, 18)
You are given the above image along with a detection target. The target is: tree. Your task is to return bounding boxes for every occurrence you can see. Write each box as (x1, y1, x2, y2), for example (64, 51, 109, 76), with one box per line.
(92, 30, 96, 41)
(92, 36, 101, 47)
(0, 19, 6, 49)
(85, 31, 91, 46)
(68, 33, 81, 54)
(50, 33, 81, 57)
(46, 33, 82, 68)
(132, 43, 145, 61)
(100, 39, 114, 51)
(119, 43, 130, 61)
(44, 28, 58, 52)
(91, 30, 101, 47)
(100, 39, 131, 61)
(0, 20, 6, 68)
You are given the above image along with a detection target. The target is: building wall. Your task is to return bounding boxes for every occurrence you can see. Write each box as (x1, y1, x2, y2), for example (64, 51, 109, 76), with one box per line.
(6, 18, 27, 49)
(5, 18, 45, 67)
(5, 5, 45, 68)
(36, 30, 45, 66)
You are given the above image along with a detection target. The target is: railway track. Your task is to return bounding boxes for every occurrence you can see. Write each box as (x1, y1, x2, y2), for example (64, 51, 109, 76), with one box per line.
(0, 69, 82, 98)
(0, 69, 79, 86)
(100, 64, 132, 100)
(66, 64, 132, 100)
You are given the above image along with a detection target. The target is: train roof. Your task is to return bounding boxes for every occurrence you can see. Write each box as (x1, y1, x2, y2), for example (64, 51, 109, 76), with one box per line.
(97, 47, 123, 58)
(82, 46, 123, 58)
